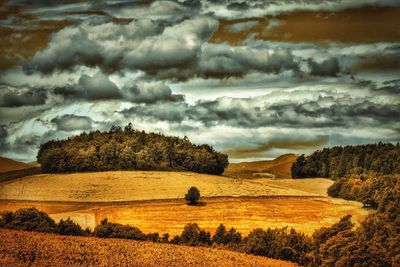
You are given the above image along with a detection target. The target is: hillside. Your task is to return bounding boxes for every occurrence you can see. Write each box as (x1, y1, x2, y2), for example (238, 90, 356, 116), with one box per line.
(224, 154, 298, 178)
(0, 157, 32, 173)
(0, 229, 297, 267)
(0, 170, 322, 202)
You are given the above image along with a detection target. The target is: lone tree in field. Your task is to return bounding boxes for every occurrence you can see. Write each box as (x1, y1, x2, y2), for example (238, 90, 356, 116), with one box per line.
(185, 186, 200, 205)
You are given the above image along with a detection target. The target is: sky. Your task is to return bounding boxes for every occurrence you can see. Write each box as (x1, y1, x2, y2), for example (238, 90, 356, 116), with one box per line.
(0, 0, 399, 163)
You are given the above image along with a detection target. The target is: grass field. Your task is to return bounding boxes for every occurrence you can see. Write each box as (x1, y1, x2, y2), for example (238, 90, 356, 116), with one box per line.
(0, 229, 296, 267)
(0, 170, 368, 236)
(0, 171, 322, 203)
(0, 196, 368, 236)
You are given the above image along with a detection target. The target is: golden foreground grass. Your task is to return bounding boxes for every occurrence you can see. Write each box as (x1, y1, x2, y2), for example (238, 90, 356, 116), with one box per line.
(0, 171, 323, 203)
(0, 229, 296, 267)
(224, 154, 298, 179)
(0, 196, 368, 236)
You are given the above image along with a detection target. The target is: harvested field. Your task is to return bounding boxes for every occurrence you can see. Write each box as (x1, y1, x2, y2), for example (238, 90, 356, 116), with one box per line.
(0, 196, 368, 236)
(0, 171, 322, 203)
(0, 229, 297, 267)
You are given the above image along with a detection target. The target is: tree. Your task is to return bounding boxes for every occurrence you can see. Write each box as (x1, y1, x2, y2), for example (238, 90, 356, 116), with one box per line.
(57, 217, 86, 236)
(185, 186, 200, 205)
(212, 224, 227, 244)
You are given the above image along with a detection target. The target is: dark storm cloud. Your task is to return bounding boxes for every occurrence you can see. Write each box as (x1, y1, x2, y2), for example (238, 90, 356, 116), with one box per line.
(0, 87, 47, 107)
(374, 80, 400, 95)
(226, 2, 250, 10)
(197, 44, 299, 78)
(54, 73, 122, 101)
(308, 58, 340, 77)
(53, 72, 183, 103)
(51, 114, 93, 131)
(0, 125, 7, 150)
(122, 95, 400, 129)
(124, 81, 184, 103)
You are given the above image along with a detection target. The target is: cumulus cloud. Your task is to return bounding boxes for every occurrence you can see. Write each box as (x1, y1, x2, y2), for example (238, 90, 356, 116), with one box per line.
(122, 94, 400, 130)
(51, 114, 93, 131)
(24, 17, 219, 75)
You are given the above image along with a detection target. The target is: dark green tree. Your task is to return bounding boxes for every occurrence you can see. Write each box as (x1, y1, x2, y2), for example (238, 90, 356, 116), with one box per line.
(185, 186, 200, 205)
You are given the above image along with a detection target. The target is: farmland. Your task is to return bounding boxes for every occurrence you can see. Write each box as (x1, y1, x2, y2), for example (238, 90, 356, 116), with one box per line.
(0, 229, 296, 267)
(0, 170, 322, 203)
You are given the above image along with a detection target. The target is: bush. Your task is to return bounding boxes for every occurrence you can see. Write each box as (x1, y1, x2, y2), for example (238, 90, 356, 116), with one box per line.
(185, 186, 200, 205)
(93, 218, 145, 240)
(0, 208, 57, 233)
(57, 217, 87, 236)
(212, 224, 242, 245)
(180, 223, 211, 246)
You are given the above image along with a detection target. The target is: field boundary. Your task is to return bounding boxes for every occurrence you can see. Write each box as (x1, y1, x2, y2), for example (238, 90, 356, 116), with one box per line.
(0, 167, 42, 183)
(0, 195, 343, 206)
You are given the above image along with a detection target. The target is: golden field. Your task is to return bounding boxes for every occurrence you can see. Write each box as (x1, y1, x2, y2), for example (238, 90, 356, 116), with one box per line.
(0, 196, 367, 236)
(0, 170, 322, 203)
(0, 229, 297, 267)
(0, 169, 368, 236)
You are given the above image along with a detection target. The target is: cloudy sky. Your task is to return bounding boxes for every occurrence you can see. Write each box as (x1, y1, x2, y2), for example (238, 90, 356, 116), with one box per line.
(0, 0, 399, 162)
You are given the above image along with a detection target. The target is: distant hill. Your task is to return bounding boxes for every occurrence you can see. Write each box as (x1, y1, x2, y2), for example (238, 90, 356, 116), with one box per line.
(0, 229, 296, 267)
(224, 154, 298, 179)
(0, 157, 32, 173)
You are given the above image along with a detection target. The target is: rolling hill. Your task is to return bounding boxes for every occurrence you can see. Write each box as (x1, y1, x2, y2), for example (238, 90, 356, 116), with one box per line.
(224, 154, 298, 179)
(0, 170, 317, 203)
(0, 157, 32, 173)
(0, 229, 297, 267)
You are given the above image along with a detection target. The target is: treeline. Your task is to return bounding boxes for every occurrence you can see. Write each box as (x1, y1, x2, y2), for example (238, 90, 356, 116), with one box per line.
(0, 207, 311, 265)
(1, 203, 399, 266)
(290, 142, 400, 266)
(37, 124, 228, 175)
(318, 172, 400, 266)
(291, 143, 400, 179)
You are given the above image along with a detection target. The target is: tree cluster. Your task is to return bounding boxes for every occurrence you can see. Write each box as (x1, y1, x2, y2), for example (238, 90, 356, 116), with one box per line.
(0, 207, 88, 236)
(0, 208, 313, 265)
(291, 143, 400, 179)
(37, 124, 229, 175)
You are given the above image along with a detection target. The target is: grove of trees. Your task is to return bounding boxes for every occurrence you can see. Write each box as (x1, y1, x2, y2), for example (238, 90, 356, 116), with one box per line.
(291, 143, 400, 179)
(37, 124, 229, 175)
(290, 142, 400, 266)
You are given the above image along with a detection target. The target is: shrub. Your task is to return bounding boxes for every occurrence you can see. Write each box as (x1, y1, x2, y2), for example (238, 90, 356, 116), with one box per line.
(180, 223, 211, 246)
(0, 208, 57, 233)
(93, 218, 145, 240)
(212, 224, 242, 246)
(185, 186, 200, 205)
(57, 217, 87, 236)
